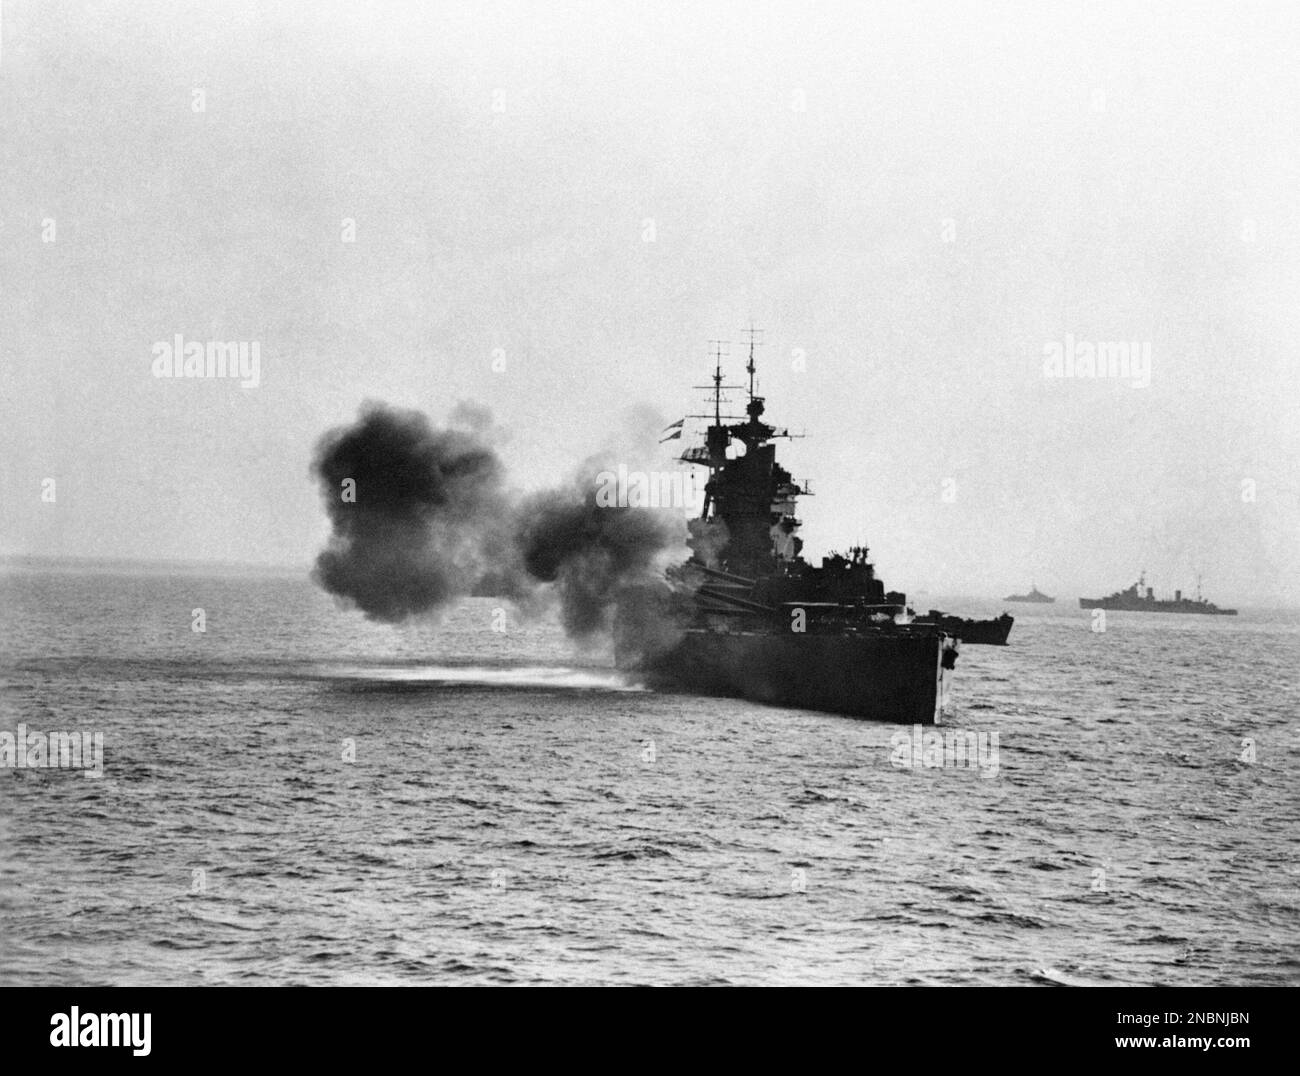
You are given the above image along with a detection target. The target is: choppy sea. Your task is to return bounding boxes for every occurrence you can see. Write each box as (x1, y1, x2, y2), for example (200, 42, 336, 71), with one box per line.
(1, 565, 1297, 985)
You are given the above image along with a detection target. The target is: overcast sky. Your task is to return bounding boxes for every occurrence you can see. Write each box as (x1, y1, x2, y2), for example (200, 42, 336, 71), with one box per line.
(2, 0, 1297, 604)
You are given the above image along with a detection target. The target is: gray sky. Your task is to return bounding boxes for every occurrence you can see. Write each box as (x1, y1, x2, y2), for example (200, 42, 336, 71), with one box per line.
(2, 0, 1297, 604)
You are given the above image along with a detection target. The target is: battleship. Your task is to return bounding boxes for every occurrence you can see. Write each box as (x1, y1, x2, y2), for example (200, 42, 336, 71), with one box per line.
(910, 610, 1014, 645)
(1004, 584, 1055, 604)
(614, 336, 959, 724)
(1078, 573, 1238, 616)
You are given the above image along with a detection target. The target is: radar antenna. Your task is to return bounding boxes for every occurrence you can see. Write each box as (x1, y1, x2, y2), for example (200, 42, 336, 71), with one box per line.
(741, 325, 764, 401)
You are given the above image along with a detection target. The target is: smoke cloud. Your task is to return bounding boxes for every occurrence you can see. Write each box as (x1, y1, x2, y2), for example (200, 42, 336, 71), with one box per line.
(311, 400, 688, 642)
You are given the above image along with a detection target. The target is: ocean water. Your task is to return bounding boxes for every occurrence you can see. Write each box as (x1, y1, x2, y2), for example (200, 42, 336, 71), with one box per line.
(1, 565, 1297, 986)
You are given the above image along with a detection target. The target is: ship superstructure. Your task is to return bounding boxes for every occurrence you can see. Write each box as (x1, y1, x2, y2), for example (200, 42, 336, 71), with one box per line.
(614, 335, 958, 723)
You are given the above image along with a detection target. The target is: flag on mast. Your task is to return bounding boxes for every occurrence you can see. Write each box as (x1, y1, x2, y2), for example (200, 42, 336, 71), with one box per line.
(659, 418, 684, 442)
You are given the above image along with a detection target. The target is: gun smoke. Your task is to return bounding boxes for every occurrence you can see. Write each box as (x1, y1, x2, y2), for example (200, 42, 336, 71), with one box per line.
(311, 401, 687, 642)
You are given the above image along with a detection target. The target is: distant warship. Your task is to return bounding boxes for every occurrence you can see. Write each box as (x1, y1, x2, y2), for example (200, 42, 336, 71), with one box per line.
(1004, 584, 1054, 604)
(1078, 573, 1237, 616)
(614, 336, 959, 724)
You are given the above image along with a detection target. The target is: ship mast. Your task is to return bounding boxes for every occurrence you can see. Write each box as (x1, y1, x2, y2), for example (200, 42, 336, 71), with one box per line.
(742, 324, 762, 402)
(690, 341, 742, 522)
(708, 339, 726, 427)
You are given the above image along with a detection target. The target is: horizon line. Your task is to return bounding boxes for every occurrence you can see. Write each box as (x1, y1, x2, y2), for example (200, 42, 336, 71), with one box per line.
(1, 553, 1295, 611)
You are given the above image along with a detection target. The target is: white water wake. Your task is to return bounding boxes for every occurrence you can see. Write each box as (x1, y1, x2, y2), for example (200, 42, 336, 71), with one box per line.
(320, 664, 645, 691)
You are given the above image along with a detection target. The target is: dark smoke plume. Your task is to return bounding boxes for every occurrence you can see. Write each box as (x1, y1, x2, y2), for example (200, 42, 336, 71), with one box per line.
(311, 402, 516, 620)
(311, 401, 687, 642)
(515, 470, 685, 639)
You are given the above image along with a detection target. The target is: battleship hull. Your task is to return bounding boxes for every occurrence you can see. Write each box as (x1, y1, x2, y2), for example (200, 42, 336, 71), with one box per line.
(621, 628, 957, 725)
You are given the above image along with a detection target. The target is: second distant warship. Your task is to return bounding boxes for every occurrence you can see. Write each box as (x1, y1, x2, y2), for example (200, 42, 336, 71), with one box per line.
(1079, 573, 1237, 616)
(614, 336, 959, 724)
(1004, 584, 1055, 604)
